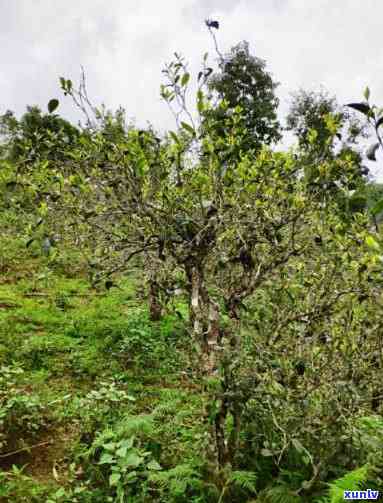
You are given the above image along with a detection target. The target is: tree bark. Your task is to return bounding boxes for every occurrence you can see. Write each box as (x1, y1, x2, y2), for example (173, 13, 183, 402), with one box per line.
(187, 263, 221, 376)
(186, 261, 233, 468)
(148, 278, 162, 321)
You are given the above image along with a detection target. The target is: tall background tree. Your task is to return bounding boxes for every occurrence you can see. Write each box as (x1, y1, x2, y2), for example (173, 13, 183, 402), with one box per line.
(202, 40, 281, 159)
(0, 105, 79, 164)
(286, 89, 371, 216)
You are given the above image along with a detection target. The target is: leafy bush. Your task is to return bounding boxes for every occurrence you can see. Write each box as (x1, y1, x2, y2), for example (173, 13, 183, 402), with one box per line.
(79, 421, 162, 502)
(74, 379, 136, 434)
(0, 365, 47, 452)
(116, 311, 186, 374)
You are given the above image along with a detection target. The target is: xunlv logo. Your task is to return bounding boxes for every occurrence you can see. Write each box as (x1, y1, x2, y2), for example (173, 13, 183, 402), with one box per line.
(343, 489, 379, 500)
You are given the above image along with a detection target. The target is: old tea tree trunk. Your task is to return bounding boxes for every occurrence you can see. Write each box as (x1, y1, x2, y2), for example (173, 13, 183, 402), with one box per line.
(186, 259, 239, 470)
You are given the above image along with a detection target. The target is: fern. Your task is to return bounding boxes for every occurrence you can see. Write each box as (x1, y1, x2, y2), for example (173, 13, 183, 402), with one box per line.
(229, 470, 257, 494)
(259, 485, 302, 503)
(152, 398, 182, 418)
(320, 465, 370, 503)
(149, 462, 205, 501)
(151, 462, 199, 484)
(118, 413, 155, 436)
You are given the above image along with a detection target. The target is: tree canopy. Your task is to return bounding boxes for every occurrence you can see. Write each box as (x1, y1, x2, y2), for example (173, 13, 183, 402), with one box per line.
(203, 41, 281, 156)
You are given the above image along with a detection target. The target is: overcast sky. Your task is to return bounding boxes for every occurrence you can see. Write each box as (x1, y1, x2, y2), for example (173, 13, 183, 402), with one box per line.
(1, 0, 383, 173)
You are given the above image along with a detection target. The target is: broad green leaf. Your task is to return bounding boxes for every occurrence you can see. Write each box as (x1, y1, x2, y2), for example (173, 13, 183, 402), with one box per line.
(197, 90, 204, 113)
(292, 438, 305, 453)
(102, 442, 117, 451)
(346, 102, 371, 116)
(365, 235, 380, 251)
(109, 472, 121, 486)
(99, 453, 115, 465)
(122, 452, 143, 468)
(370, 197, 383, 216)
(180, 121, 195, 135)
(169, 131, 180, 144)
(54, 488, 66, 498)
(147, 459, 162, 471)
(116, 438, 134, 457)
(126, 471, 138, 482)
(48, 99, 59, 113)
(307, 129, 318, 144)
(181, 73, 190, 87)
(116, 445, 128, 458)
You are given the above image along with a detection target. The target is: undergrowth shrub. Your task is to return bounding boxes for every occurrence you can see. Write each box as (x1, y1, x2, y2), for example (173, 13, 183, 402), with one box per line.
(117, 312, 183, 372)
(77, 415, 159, 502)
(0, 365, 47, 452)
(74, 379, 136, 435)
(14, 333, 78, 373)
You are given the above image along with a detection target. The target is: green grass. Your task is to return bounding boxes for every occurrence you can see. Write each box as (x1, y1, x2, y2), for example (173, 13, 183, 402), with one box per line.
(0, 227, 200, 501)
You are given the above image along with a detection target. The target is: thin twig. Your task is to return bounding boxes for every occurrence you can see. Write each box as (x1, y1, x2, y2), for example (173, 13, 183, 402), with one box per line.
(0, 441, 52, 459)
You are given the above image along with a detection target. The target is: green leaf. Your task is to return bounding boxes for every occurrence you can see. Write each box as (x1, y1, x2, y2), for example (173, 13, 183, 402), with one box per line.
(230, 471, 257, 493)
(147, 459, 162, 471)
(102, 442, 117, 451)
(370, 197, 383, 216)
(125, 470, 138, 482)
(99, 453, 115, 465)
(122, 451, 143, 468)
(180, 121, 195, 136)
(54, 488, 66, 498)
(109, 472, 121, 486)
(363, 86, 370, 101)
(48, 99, 59, 113)
(116, 438, 134, 457)
(169, 131, 180, 144)
(365, 235, 380, 251)
(197, 90, 204, 114)
(346, 102, 371, 115)
(291, 438, 305, 453)
(181, 73, 190, 87)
